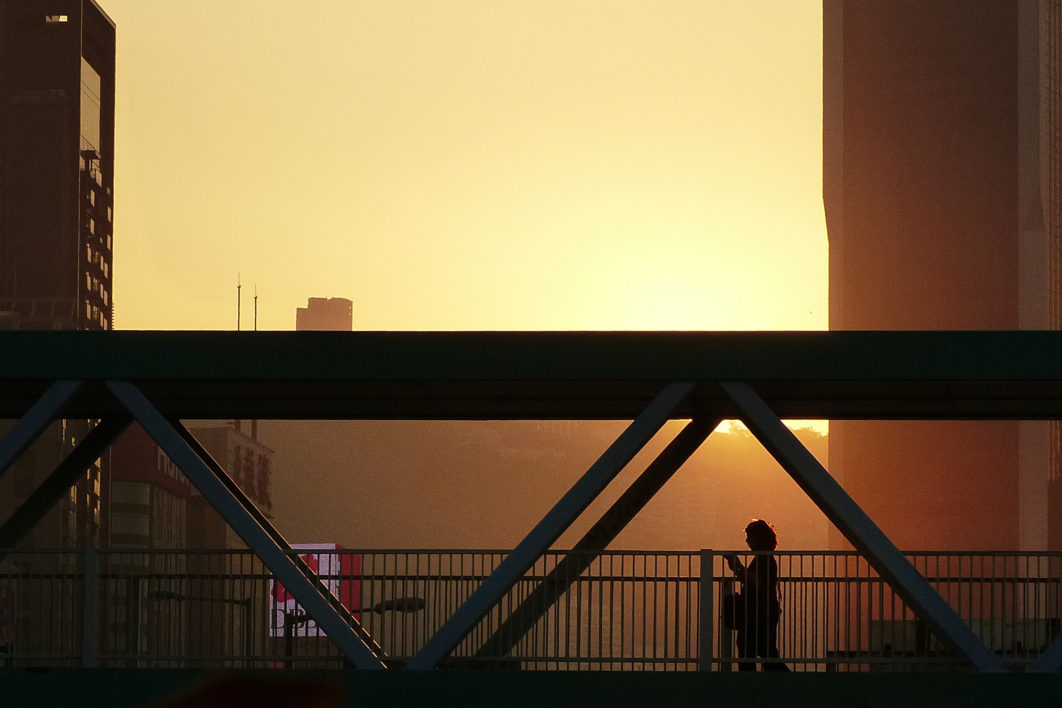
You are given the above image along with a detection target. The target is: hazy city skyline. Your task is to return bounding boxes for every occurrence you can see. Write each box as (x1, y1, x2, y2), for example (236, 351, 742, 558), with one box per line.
(104, 1, 827, 332)
(5, 1, 1062, 682)
(262, 419, 829, 551)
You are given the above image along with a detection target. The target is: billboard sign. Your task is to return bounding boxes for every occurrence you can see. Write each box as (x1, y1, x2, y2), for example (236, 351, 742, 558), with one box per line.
(269, 543, 361, 637)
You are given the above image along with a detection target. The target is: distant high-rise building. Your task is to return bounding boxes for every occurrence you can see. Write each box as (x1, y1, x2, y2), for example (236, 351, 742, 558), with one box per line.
(824, 1, 1062, 549)
(0, 0, 115, 330)
(109, 424, 274, 551)
(0, 2, 116, 660)
(296, 297, 353, 331)
(0, 0, 116, 552)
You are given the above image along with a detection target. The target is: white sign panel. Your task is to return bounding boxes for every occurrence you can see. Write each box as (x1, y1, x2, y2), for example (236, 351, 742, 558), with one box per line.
(268, 543, 360, 637)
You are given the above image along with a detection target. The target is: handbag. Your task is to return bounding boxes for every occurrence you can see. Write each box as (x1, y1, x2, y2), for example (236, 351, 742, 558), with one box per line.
(721, 591, 744, 631)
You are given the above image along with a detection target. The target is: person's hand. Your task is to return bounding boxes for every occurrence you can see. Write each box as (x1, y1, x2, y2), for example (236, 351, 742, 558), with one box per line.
(723, 552, 738, 570)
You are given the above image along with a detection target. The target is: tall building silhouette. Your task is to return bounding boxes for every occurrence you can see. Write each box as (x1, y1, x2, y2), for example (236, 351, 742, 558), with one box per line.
(824, 1, 1061, 549)
(0, 0, 115, 550)
(0, 0, 115, 330)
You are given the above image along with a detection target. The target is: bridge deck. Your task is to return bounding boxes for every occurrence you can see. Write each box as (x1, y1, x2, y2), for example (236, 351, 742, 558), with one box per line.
(1, 329, 1061, 420)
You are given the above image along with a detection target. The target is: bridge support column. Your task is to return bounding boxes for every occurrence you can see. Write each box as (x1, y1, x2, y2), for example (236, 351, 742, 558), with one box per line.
(1030, 632, 1062, 672)
(0, 416, 130, 560)
(408, 381, 696, 669)
(107, 380, 388, 670)
(472, 416, 718, 662)
(721, 380, 1006, 673)
(0, 380, 81, 479)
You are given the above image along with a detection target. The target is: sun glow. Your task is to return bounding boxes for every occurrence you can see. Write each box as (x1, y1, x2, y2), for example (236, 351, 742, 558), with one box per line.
(106, 1, 825, 333)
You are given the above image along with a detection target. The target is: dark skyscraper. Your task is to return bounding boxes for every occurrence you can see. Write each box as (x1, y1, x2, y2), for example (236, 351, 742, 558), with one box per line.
(0, 0, 115, 330)
(0, 0, 115, 550)
(824, 1, 1062, 549)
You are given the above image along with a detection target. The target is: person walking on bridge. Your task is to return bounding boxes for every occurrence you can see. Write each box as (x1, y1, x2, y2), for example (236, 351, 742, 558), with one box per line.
(723, 519, 788, 671)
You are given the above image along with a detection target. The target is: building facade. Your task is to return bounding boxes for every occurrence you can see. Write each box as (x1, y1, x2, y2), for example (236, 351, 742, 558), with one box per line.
(109, 424, 275, 551)
(824, 0, 1062, 549)
(0, 0, 116, 552)
(0, 0, 115, 330)
(296, 297, 352, 331)
(0, 3, 115, 660)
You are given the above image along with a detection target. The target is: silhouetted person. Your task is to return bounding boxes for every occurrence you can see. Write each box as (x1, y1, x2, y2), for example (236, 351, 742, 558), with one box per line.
(723, 519, 788, 671)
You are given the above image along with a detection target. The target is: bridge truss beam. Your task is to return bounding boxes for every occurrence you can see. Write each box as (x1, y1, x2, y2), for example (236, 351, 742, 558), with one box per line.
(2, 330, 1061, 673)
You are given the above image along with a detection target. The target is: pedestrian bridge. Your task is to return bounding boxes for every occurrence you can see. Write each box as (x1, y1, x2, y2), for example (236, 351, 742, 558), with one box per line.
(2, 546, 1059, 673)
(2, 330, 1062, 705)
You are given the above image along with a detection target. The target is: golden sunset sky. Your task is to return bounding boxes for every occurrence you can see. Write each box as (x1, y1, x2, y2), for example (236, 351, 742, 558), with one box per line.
(103, 1, 826, 332)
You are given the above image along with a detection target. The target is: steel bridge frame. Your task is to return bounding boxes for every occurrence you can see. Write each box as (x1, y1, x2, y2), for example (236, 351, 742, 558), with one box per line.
(3, 330, 1062, 672)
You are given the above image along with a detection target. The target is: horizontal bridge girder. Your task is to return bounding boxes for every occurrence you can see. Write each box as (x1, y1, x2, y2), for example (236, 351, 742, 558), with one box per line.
(3, 331, 1062, 420)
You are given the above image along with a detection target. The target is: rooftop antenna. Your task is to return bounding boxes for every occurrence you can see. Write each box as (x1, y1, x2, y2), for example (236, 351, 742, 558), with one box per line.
(234, 273, 243, 434)
(251, 283, 259, 440)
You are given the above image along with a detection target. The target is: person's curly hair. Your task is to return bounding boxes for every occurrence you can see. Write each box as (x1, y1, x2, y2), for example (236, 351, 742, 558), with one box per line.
(745, 519, 778, 551)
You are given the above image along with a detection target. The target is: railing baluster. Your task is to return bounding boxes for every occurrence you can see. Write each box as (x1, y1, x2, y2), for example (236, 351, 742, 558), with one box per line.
(9, 547, 1062, 671)
(80, 546, 98, 667)
(698, 550, 713, 671)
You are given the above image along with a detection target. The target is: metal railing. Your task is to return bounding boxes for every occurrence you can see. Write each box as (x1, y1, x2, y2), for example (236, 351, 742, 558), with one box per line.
(0, 549, 1058, 671)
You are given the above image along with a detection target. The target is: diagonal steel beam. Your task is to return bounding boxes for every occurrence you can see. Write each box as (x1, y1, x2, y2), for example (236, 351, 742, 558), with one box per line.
(0, 416, 131, 561)
(720, 380, 1006, 673)
(474, 416, 718, 660)
(106, 380, 387, 669)
(0, 380, 82, 479)
(1029, 631, 1062, 672)
(166, 418, 388, 658)
(408, 381, 695, 670)
(169, 422, 291, 550)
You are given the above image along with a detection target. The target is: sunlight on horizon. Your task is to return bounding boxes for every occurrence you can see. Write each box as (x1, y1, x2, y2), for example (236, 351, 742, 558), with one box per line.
(714, 418, 828, 437)
(104, 1, 826, 333)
